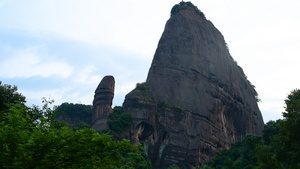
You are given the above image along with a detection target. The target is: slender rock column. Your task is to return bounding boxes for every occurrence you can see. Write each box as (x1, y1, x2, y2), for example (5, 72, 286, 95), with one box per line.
(92, 75, 115, 131)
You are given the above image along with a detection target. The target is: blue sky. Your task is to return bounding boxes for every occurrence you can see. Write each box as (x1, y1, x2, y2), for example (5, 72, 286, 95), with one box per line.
(1, 0, 300, 123)
(0, 29, 149, 107)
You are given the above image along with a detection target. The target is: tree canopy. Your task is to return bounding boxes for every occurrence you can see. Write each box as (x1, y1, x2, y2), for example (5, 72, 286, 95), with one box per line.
(267, 89, 300, 168)
(0, 81, 151, 169)
(55, 102, 93, 127)
(0, 81, 25, 111)
(108, 106, 134, 135)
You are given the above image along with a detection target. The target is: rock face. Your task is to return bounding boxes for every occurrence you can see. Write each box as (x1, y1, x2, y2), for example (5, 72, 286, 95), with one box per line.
(92, 75, 115, 131)
(122, 3, 264, 169)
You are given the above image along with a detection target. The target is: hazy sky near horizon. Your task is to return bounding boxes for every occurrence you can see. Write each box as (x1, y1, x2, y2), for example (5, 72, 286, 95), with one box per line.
(1, 0, 299, 123)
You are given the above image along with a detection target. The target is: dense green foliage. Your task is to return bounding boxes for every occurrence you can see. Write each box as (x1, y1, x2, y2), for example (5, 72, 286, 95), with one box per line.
(262, 120, 280, 145)
(108, 106, 134, 134)
(136, 82, 150, 91)
(203, 135, 263, 169)
(202, 89, 300, 168)
(171, 1, 206, 18)
(121, 152, 151, 169)
(279, 89, 300, 166)
(257, 89, 300, 168)
(0, 82, 150, 168)
(55, 102, 92, 126)
(0, 81, 25, 111)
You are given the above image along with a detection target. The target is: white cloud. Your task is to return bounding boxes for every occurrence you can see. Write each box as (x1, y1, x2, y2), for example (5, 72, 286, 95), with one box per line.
(115, 81, 137, 95)
(21, 87, 72, 107)
(75, 65, 101, 84)
(0, 46, 73, 78)
(258, 98, 284, 123)
(21, 85, 95, 108)
(0, 0, 172, 59)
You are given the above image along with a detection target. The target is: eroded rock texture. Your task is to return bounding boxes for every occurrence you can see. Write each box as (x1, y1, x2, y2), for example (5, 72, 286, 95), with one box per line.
(123, 3, 264, 169)
(92, 75, 115, 131)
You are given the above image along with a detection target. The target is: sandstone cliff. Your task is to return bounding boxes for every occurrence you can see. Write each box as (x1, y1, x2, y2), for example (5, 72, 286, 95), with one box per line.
(122, 2, 264, 168)
(92, 75, 115, 131)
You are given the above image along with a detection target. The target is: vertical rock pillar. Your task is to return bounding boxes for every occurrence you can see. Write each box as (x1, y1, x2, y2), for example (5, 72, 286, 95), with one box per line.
(92, 75, 115, 131)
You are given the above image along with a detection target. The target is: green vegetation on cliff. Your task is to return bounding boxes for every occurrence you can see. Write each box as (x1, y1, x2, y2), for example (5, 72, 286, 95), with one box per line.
(55, 102, 92, 127)
(108, 106, 134, 134)
(234, 61, 260, 102)
(171, 1, 206, 18)
(136, 82, 150, 91)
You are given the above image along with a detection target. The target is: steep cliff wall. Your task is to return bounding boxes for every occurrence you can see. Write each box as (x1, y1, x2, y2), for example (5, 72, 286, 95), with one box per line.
(123, 2, 264, 168)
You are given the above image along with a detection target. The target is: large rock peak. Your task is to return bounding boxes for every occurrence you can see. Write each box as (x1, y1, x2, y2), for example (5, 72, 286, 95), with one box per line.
(146, 3, 261, 123)
(122, 3, 264, 169)
(92, 75, 115, 130)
